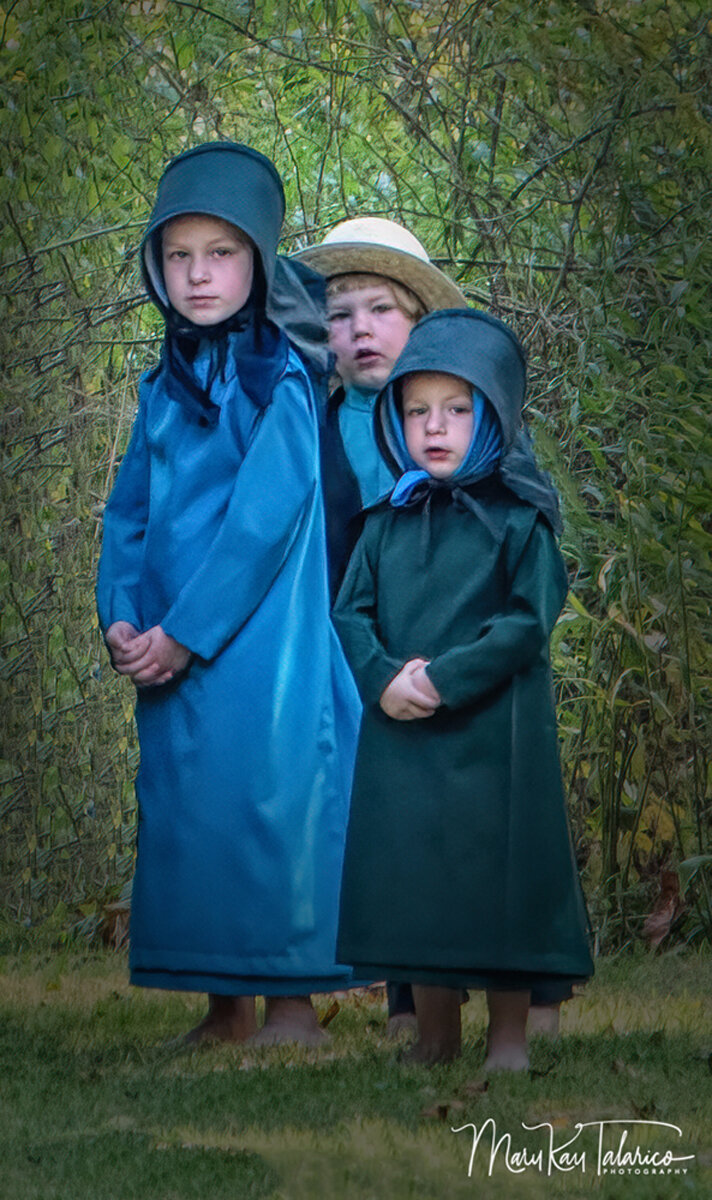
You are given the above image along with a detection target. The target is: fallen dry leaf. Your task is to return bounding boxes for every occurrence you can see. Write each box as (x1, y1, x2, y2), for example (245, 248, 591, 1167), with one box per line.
(642, 869, 683, 947)
(421, 1099, 466, 1121)
(101, 901, 130, 949)
(463, 1078, 489, 1096)
(612, 1058, 643, 1078)
(319, 999, 340, 1028)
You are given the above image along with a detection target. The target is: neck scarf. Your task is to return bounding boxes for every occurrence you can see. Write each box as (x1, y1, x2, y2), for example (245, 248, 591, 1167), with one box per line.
(157, 302, 288, 427)
(388, 389, 503, 508)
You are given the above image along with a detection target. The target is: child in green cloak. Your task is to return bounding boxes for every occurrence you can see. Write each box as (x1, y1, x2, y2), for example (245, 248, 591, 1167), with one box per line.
(334, 309, 593, 1066)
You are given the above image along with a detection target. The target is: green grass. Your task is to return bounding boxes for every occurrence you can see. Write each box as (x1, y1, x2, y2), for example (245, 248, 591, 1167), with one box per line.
(1, 948, 711, 1199)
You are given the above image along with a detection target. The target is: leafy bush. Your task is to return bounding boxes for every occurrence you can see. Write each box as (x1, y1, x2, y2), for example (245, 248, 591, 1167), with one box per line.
(2, 0, 710, 946)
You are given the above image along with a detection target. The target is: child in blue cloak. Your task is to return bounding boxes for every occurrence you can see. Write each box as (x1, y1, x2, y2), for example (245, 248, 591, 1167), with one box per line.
(333, 308, 593, 1067)
(97, 142, 360, 1046)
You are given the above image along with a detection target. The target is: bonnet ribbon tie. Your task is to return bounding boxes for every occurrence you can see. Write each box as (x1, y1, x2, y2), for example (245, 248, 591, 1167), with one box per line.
(157, 315, 289, 426)
(390, 474, 503, 542)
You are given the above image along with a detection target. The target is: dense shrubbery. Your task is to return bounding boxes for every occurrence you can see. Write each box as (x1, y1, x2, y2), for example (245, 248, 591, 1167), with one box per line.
(2, 0, 710, 947)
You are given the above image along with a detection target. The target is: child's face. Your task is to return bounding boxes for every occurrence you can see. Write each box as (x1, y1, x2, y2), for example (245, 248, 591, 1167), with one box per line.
(162, 214, 254, 325)
(327, 281, 415, 390)
(402, 372, 474, 479)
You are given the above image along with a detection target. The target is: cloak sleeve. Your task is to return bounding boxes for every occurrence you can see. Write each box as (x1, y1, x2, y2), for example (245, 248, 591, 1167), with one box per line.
(332, 519, 404, 705)
(160, 367, 320, 661)
(96, 394, 150, 633)
(425, 515, 568, 710)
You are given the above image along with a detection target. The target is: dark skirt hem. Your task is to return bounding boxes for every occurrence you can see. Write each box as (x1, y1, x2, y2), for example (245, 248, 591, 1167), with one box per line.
(349, 963, 590, 992)
(130, 969, 356, 995)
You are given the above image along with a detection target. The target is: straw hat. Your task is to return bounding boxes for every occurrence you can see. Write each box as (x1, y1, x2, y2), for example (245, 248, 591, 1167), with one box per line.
(293, 217, 466, 311)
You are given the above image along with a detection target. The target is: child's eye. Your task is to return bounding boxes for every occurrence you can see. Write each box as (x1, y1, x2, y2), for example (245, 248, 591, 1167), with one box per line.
(404, 406, 426, 417)
(167, 249, 188, 259)
(327, 311, 348, 322)
(452, 405, 472, 414)
(372, 303, 393, 314)
(212, 247, 234, 257)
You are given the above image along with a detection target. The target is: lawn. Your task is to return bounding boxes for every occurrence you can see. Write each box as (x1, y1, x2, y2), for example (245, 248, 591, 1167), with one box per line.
(1, 947, 710, 1199)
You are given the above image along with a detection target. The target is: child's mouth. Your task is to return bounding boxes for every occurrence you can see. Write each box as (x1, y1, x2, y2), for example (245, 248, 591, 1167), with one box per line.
(426, 447, 450, 460)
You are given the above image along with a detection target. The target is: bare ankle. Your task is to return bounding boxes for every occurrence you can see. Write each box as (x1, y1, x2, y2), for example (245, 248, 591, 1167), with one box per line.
(411, 986, 462, 1063)
(184, 994, 257, 1044)
(528, 1003, 561, 1038)
(406, 1031, 461, 1064)
(485, 988, 530, 1071)
(251, 995, 329, 1047)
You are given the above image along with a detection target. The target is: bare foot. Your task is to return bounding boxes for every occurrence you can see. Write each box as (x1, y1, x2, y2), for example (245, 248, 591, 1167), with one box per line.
(483, 1045, 529, 1072)
(250, 996, 330, 1047)
(528, 1003, 561, 1038)
(484, 988, 530, 1071)
(402, 1038, 462, 1065)
(386, 1012, 418, 1039)
(408, 985, 462, 1064)
(184, 994, 257, 1045)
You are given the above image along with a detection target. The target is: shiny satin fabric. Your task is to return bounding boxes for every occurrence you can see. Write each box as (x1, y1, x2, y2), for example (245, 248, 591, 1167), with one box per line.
(97, 344, 360, 993)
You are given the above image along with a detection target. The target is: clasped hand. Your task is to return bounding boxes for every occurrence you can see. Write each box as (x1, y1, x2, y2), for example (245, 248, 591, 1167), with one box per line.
(105, 621, 190, 687)
(380, 657, 442, 721)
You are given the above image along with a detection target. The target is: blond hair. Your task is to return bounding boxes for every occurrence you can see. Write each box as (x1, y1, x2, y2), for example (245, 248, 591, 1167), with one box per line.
(326, 272, 426, 323)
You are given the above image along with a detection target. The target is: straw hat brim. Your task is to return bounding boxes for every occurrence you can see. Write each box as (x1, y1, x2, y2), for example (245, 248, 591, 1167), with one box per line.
(292, 242, 466, 311)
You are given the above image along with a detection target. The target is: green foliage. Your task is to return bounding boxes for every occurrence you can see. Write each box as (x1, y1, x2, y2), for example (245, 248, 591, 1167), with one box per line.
(1, 0, 710, 944)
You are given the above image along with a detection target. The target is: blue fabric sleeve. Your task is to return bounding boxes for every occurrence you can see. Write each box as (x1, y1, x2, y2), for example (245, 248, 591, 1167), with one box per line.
(160, 366, 319, 661)
(425, 516, 568, 709)
(96, 395, 150, 632)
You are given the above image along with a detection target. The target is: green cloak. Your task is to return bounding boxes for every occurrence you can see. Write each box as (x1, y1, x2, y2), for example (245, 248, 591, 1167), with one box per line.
(333, 309, 593, 988)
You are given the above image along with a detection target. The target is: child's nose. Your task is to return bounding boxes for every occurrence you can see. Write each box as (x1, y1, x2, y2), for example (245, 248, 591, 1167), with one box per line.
(189, 256, 210, 283)
(425, 407, 446, 432)
(352, 310, 373, 337)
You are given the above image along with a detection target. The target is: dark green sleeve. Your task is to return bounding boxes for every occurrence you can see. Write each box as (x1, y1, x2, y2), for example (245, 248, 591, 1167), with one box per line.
(333, 520, 404, 706)
(426, 515, 568, 710)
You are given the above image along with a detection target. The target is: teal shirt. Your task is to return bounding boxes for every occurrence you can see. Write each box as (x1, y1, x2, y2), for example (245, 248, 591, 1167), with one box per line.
(338, 386, 394, 507)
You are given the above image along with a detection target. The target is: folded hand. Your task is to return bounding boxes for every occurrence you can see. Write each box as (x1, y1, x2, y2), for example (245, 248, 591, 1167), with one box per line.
(380, 657, 442, 721)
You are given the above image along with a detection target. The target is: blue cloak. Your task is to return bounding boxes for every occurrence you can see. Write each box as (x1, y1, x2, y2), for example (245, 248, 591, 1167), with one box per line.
(97, 340, 360, 993)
